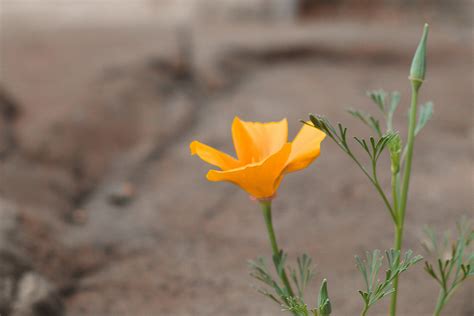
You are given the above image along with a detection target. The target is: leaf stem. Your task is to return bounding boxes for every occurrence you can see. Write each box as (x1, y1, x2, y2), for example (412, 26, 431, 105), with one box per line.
(361, 304, 369, 316)
(389, 83, 420, 316)
(260, 201, 296, 301)
(391, 171, 400, 220)
(343, 147, 396, 222)
(433, 280, 466, 316)
(371, 159, 397, 223)
(433, 289, 447, 316)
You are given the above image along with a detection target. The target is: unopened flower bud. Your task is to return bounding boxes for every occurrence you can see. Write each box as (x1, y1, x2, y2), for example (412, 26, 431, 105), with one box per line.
(318, 279, 332, 315)
(409, 24, 429, 90)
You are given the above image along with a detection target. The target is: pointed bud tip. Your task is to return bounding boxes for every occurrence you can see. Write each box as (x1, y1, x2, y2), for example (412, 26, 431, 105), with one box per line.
(409, 23, 429, 88)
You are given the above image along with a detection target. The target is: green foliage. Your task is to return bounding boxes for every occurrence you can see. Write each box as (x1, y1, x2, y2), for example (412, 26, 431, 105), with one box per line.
(353, 134, 397, 163)
(347, 108, 382, 137)
(317, 279, 331, 316)
(307, 114, 397, 222)
(422, 218, 473, 315)
(388, 134, 402, 175)
(249, 254, 331, 315)
(283, 297, 316, 316)
(249, 256, 287, 305)
(282, 279, 331, 316)
(300, 25, 432, 316)
(387, 92, 401, 132)
(348, 90, 401, 135)
(308, 115, 396, 170)
(415, 101, 433, 136)
(306, 86, 433, 315)
(290, 254, 316, 299)
(355, 249, 423, 315)
(307, 84, 435, 227)
(273, 250, 290, 292)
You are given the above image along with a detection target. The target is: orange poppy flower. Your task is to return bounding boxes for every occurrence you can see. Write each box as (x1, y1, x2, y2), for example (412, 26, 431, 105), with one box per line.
(190, 117, 326, 199)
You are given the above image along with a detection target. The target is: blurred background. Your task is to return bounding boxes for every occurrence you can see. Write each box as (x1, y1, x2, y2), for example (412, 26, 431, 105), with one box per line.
(0, 0, 472, 315)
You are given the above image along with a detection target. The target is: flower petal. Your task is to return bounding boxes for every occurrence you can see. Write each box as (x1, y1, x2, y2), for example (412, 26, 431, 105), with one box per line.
(207, 143, 292, 199)
(233, 117, 288, 162)
(190, 141, 241, 170)
(285, 122, 326, 173)
(232, 117, 258, 163)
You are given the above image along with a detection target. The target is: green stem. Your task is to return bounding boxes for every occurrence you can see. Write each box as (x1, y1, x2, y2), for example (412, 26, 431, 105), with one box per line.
(260, 201, 295, 300)
(344, 149, 396, 222)
(390, 225, 404, 316)
(389, 83, 420, 316)
(433, 280, 465, 316)
(361, 304, 369, 316)
(433, 289, 447, 316)
(399, 83, 419, 228)
(391, 171, 399, 218)
(372, 160, 397, 223)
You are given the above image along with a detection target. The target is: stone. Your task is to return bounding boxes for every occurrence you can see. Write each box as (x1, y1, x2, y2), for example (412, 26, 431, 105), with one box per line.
(107, 182, 136, 207)
(11, 272, 64, 316)
(0, 200, 64, 316)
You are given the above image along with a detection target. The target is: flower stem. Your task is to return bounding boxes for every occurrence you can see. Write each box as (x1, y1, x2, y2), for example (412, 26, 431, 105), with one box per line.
(389, 83, 420, 316)
(260, 201, 295, 300)
(399, 82, 420, 241)
(390, 225, 404, 315)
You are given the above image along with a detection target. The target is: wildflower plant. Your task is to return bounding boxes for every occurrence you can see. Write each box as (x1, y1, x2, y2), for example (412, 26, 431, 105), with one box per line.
(356, 249, 423, 316)
(190, 23, 472, 316)
(422, 218, 474, 315)
(307, 24, 431, 315)
(191, 118, 329, 315)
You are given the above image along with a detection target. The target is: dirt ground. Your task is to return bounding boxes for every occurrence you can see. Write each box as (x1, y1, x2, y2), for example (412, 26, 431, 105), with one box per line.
(0, 2, 473, 316)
